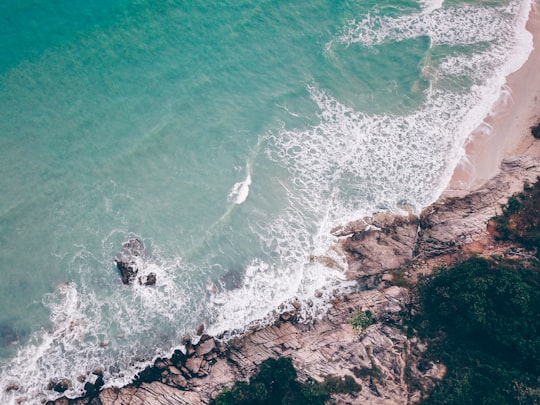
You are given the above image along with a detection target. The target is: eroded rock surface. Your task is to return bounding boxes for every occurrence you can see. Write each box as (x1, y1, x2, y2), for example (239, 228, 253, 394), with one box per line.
(337, 213, 419, 280)
(48, 287, 442, 405)
(339, 155, 540, 277)
(418, 156, 540, 258)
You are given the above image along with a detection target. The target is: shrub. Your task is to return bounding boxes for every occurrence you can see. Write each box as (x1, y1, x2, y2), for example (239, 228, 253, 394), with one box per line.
(350, 310, 376, 333)
(211, 357, 329, 405)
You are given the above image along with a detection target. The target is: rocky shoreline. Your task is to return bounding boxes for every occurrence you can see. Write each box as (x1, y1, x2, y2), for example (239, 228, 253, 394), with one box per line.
(43, 149, 540, 405)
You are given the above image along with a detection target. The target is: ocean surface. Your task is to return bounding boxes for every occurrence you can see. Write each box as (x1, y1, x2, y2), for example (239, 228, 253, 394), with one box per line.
(0, 0, 533, 402)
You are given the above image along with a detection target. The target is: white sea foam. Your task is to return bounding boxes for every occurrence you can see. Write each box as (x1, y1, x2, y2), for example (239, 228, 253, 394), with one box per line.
(419, 0, 444, 14)
(211, 0, 534, 347)
(0, 0, 534, 403)
(337, 3, 519, 48)
(0, 234, 209, 404)
(328, 0, 531, 205)
(228, 172, 252, 205)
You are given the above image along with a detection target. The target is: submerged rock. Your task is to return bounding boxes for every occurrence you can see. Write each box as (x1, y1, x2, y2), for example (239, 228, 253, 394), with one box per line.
(0, 321, 19, 347)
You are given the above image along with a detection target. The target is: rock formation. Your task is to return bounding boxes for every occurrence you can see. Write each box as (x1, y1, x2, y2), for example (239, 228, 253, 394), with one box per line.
(48, 286, 443, 405)
(114, 238, 145, 285)
(114, 239, 157, 286)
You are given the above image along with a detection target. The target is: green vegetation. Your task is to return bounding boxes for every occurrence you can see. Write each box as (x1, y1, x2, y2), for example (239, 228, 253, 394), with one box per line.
(491, 178, 540, 257)
(211, 357, 360, 405)
(350, 310, 376, 333)
(415, 257, 540, 405)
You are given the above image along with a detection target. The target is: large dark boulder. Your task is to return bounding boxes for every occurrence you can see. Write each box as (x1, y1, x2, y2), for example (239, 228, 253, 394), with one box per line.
(114, 239, 158, 286)
(114, 239, 144, 285)
(139, 272, 156, 286)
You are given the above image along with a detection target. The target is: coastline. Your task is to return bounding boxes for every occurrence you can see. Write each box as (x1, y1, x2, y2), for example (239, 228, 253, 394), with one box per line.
(446, 0, 540, 195)
(35, 2, 540, 405)
(43, 154, 540, 405)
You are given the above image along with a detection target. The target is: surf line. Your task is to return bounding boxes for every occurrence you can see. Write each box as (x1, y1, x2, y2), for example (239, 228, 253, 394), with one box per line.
(181, 136, 266, 263)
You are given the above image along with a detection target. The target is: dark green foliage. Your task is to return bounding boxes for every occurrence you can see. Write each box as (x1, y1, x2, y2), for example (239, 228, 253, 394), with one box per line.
(417, 257, 540, 405)
(492, 178, 540, 256)
(211, 357, 334, 405)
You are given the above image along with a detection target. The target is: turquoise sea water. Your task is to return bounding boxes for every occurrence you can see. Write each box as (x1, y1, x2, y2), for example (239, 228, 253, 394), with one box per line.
(0, 0, 533, 402)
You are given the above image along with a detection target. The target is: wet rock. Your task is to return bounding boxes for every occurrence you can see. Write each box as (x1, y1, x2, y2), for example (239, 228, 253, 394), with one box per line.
(154, 359, 168, 370)
(196, 324, 205, 336)
(248, 323, 260, 332)
(140, 272, 156, 285)
(168, 366, 182, 376)
(171, 349, 187, 367)
(92, 367, 104, 378)
(168, 373, 188, 388)
(114, 239, 144, 285)
(165, 366, 189, 388)
(48, 378, 72, 393)
(280, 312, 292, 321)
(5, 382, 19, 392)
(84, 375, 104, 398)
(181, 335, 191, 345)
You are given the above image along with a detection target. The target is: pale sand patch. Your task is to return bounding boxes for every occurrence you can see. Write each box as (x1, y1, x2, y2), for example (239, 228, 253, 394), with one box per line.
(445, 0, 540, 196)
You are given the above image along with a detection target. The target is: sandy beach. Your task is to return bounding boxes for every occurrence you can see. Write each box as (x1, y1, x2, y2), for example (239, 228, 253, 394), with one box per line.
(446, 0, 540, 195)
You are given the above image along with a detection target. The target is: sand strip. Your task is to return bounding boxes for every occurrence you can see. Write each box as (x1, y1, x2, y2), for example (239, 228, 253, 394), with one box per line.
(446, 0, 540, 196)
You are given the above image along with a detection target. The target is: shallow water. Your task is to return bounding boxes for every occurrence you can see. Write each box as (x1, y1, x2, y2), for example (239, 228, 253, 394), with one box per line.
(0, 0, 533, 402)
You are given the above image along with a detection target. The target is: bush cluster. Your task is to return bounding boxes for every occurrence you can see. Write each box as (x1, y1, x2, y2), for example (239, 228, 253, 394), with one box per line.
(350, 310, 376, 333)
(211, 357, 360, 405)
(417, 257, 540, 405)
